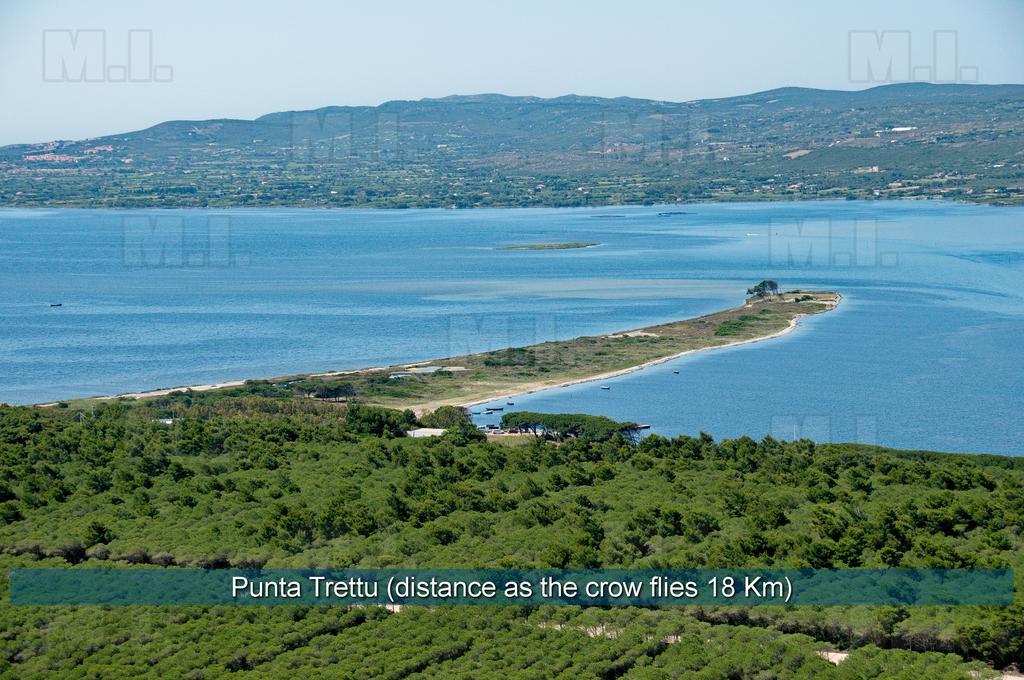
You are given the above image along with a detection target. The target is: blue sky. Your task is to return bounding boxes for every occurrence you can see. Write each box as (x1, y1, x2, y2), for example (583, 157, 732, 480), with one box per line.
(1, 0, 1023, 145)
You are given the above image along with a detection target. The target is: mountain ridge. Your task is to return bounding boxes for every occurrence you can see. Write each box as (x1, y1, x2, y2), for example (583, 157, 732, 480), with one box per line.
(2, 82, 1022, 207)
(8, 83, 1024, 148)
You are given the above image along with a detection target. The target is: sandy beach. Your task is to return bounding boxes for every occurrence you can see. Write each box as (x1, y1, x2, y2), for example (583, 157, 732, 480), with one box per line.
(89, 366, 387, 403)
(459, 293, 842, 409)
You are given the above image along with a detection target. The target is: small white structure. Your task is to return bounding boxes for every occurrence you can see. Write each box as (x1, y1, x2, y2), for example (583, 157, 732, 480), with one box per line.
(405, 427, 447, 438)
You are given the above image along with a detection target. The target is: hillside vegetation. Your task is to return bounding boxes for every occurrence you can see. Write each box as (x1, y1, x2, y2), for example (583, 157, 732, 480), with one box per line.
(2, 84, 1022, 208)
(1, 397, 1022, 677)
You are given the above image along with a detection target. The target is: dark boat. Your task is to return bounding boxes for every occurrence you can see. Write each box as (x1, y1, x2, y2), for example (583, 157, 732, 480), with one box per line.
(600, 385, 611, 390)
(486, 407, 504, 412)
(49, 303, 62, 307)
(673, 370, 679, 374)
(506, 401, 514, 405)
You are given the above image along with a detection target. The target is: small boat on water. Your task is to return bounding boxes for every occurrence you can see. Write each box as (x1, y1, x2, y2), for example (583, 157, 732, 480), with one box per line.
(486, 407, 504, 412)
(673, 370, 679, 374)
(506, 401, 514, 406)
(600, 385, 611, 390)
(49, 303, 62, 307)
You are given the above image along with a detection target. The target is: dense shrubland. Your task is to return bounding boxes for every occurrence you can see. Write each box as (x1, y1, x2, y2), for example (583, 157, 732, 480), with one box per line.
(1, 399, 1022, 677)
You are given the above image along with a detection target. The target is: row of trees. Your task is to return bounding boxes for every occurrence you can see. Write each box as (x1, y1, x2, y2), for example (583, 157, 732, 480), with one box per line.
(500, 411, 641, 441)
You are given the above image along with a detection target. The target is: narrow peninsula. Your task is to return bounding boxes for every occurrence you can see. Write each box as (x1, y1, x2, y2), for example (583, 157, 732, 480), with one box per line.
(77, 289, 840, 413)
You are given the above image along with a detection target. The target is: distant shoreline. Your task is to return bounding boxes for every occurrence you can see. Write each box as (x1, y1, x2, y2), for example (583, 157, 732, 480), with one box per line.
(3, 197, 1016, 212)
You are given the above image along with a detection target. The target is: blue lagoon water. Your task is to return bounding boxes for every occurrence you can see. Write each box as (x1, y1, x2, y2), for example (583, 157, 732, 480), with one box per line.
(1, 202, 1022, 454)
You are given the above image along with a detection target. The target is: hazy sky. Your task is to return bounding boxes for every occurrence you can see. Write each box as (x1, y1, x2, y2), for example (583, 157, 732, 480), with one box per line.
(1, 0, 1023, 145)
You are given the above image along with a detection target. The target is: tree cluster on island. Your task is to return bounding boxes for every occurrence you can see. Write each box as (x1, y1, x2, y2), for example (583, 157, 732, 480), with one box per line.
(747, 280, 780, 298)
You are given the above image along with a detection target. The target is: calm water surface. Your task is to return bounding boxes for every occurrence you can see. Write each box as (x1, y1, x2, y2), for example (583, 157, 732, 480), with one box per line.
(1, 202, 1022, 454)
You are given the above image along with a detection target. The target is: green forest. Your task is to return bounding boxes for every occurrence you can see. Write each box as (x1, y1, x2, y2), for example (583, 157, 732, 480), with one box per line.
(1, 395, 1023, 678)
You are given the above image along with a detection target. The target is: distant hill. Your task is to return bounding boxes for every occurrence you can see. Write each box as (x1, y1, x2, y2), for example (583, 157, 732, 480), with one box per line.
(2, 83, 1022, 207)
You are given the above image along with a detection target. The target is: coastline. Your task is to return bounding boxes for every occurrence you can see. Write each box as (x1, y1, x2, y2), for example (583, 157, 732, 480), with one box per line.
(44, 292, 841, 408)
(459, 293, 842, 409)
(86, 365, 391, 403)
(3, 196, 1017, 211)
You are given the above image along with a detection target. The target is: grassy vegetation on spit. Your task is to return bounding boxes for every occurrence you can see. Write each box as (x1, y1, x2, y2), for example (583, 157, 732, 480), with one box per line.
(80, 291, 839, 414)
(275, 291, 838, 413)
